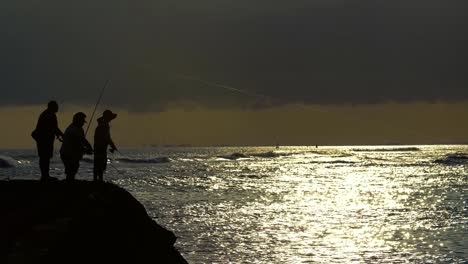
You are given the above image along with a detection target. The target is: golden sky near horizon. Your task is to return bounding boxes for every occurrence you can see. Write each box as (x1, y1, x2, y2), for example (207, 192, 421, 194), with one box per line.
(0, 102, 467, 148)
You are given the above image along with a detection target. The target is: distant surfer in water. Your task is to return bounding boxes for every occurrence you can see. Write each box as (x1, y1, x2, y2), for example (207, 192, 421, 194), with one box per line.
(31, 101, 64, 181)
(93, 110, 118, 182)
(60, 112, 93, 181)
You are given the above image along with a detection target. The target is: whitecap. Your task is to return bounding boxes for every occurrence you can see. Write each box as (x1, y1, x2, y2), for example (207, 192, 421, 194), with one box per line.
(434, 153, 468, 165)
(116, 157, 171, 164)
(352, 147, 420, 152)
(0, 156, 17, 168)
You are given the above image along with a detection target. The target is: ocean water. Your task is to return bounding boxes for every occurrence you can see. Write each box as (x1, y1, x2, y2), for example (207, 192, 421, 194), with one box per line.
(1, 145, 467, 263)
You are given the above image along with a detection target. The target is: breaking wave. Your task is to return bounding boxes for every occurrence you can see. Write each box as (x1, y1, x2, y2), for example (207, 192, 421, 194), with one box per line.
(434, 153, 468, 165)
(251, 151, 281, 158)
(12, 154, 37, 160)
(218, 151, 287, 160)
(352, 147, 420, 152)
(310, 160, 358, 164)
(0, 156, 17, 168)
(219, 150, 296, 160)
(116, 157, 171, 164)
(82, 157, 171, 164)
(218, 153, 249, 160)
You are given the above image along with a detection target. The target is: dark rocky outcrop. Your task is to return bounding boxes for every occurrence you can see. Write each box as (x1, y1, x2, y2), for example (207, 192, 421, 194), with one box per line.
(0, 180, 187, 264)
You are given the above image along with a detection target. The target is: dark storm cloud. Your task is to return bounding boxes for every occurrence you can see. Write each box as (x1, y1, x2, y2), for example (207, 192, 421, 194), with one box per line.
(1, 0, 467, 109)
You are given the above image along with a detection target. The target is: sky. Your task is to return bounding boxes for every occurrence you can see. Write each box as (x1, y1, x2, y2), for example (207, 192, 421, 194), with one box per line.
(1, 0, 467, 146)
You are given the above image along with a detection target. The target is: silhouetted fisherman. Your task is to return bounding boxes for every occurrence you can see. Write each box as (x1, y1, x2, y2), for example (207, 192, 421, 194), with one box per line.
(93, 110, 118, 182)
(31, 101, 64, 181)
(60, 112, 93, 181)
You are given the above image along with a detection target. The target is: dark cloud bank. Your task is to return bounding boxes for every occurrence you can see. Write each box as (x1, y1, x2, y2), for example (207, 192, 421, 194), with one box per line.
(1, 0, 467, 110)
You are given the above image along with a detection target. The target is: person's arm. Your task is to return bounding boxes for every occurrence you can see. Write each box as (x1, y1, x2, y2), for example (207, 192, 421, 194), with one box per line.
(53, 115, 64, 140)
(106, 126, 117, 153)
(56, 128, 64, 138)
(84, 138, 93, 154)
(56, 128, 64, 142)
(109, 140, 117, 153)
(109, 136, 117, 153)
(78, 128, 93, 155)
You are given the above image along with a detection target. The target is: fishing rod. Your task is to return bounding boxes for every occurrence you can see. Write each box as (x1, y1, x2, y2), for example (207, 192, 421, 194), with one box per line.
(85, 79, 110, 136)
(84, 80, 124, 175)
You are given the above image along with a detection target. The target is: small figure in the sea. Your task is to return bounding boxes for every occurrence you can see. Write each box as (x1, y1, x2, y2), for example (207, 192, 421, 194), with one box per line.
(60, 112, 93, 181)
(93, 110, 118, 182)
(31, 101, 64, 181)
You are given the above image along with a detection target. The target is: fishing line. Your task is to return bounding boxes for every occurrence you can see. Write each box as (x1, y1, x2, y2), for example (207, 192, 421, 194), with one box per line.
(108, 158, 123, 175)
(108, 149, 130, 176)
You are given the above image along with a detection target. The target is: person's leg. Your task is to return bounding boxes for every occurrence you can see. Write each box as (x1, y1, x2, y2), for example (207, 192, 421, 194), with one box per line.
(98, 170, 103, 182)
(39, 156, 50, 180)
(61, 155, 74, 181)
(38, 142, 53, 181)
(94, 153, 106, 182)
(94, 168, 104, 182)
(68, 159, 80, 181)
(93, 157, 99, 181)
(100, 154, 107, 182)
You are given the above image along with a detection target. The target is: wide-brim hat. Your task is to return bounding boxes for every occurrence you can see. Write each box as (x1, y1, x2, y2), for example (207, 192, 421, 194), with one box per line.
(102, 109, 117, 121)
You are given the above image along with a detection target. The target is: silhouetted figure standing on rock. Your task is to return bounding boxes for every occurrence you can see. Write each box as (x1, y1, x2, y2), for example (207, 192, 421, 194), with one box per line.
(31, 101, 64, 181)
(93, 110, 118, 182)
(60, 112, 93, 181)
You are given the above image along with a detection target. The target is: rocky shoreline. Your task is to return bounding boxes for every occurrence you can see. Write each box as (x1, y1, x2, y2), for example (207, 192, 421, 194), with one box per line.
(0, 180, 187, 263)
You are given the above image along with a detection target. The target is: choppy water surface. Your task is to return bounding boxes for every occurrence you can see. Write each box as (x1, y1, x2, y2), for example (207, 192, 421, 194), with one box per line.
(1, 145, 467, 263)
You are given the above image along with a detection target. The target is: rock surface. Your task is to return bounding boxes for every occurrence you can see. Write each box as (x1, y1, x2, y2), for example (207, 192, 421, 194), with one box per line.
(0, 180, 188, 264)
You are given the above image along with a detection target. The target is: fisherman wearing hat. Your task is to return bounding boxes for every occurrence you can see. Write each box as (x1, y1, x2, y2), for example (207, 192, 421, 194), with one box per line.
(60, 112, 93, 181)
(93, 110, 118, 182)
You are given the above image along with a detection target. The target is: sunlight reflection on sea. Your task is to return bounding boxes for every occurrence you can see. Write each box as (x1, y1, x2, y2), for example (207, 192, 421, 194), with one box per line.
(1, 145, 467, 263)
